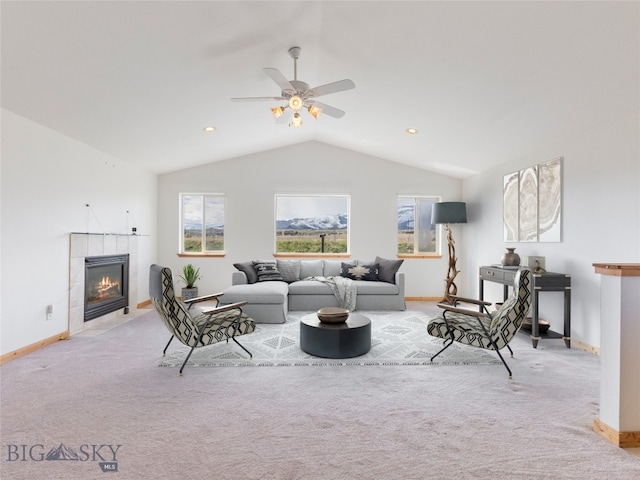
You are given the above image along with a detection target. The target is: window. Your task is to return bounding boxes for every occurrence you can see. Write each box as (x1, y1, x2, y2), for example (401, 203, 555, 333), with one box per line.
(397, 196, 439, 256)
(275, 194, 350, 255)
(180, 194, 224, 254)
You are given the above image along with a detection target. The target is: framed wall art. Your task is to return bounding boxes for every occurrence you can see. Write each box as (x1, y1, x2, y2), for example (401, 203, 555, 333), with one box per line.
(503, 157, 562, 242)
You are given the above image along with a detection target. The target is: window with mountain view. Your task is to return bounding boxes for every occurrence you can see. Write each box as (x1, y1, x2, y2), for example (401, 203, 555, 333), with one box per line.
(397, 196, 439, 256)
(180, 194, 224, 254)
(275, 194, 350, 255)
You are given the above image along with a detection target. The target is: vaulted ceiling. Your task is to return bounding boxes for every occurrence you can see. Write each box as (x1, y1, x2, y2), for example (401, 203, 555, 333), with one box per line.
(2, 1, 638, 178)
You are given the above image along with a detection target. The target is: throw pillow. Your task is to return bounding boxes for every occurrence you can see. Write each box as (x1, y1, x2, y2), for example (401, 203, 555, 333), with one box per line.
(341, 262, 379, 281)
(233, 262, 258, 284)
(339, 262, 356, 279)
(276, 259, 301, 283)
(252, 261, 284, 282)
(375, 256, 404, 284)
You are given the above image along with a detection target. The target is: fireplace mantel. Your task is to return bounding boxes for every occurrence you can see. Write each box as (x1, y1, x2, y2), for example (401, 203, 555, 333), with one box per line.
(71, 231, 148, 236)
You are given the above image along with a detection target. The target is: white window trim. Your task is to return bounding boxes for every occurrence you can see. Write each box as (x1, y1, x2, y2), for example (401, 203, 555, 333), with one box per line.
(179, 193, 225, 256)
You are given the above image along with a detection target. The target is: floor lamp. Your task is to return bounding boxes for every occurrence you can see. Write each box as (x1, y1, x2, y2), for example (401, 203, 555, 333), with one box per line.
(431, 202, 467, 304)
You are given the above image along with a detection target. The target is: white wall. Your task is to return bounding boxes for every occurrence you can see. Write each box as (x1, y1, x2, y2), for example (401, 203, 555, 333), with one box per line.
(157, 141, 462, 298)
(462, 111, 640, 348)
(0, 109, 158, 355)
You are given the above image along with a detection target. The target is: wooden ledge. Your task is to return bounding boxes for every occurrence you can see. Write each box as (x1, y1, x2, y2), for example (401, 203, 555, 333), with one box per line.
(593, 263, 640, 277)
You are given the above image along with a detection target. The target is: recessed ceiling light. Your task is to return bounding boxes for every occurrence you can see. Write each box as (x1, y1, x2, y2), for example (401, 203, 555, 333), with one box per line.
(406, 128, 418, 135)
(203, 126, 216, 133)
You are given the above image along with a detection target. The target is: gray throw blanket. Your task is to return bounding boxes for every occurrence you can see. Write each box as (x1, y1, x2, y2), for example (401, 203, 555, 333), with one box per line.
(306, 276, 357, 311)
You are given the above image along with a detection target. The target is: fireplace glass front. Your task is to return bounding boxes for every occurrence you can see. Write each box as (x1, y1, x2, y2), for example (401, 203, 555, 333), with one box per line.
(84, 254, 129, 321)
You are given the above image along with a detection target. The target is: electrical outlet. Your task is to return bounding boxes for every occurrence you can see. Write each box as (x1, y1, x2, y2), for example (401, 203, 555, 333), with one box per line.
(46, 304, 53, 320)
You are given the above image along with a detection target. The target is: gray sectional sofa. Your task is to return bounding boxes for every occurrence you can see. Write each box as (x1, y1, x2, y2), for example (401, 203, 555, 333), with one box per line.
(220, 258, 406, 323)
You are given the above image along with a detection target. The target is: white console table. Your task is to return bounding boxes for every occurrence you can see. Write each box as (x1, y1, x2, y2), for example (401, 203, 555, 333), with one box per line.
(592, 263, 640, 448)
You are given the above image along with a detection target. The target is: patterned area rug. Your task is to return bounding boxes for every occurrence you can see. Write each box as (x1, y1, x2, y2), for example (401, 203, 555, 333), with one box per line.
(159, 310, 501, 368)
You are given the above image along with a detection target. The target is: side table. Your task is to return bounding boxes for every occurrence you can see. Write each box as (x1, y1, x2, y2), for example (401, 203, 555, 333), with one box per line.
(479, 266, 571, 349)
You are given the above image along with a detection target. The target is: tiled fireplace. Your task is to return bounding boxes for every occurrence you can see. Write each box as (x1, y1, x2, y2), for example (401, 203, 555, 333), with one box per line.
(69, 233, 139, 335)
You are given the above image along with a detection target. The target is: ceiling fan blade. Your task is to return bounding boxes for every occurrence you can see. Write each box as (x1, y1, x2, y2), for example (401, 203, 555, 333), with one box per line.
(308, 100, 346, 119)
(231, 96, 285, 102)
(307, 79, 355, 98)
(264, 68, 295, 93)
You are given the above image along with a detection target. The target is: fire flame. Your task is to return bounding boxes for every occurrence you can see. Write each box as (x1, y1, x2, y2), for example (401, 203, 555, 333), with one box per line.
(98, 276, 119, 289)
(89, 275, 121, 301)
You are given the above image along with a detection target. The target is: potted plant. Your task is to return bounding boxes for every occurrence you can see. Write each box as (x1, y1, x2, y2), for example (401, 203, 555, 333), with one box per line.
(178, 263, 201, 301)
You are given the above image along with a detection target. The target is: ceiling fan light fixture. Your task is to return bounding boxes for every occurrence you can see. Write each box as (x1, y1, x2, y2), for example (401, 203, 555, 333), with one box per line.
(289, 95, 303, 111)
(271, 106, 284, 120)
(290, 112, 303, 128)
(308, 104, 322, 119)
(231, 47, 354, 129)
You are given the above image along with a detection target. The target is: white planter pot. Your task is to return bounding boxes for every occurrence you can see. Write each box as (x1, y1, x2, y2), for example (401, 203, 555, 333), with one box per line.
(181, 287, 198, 301)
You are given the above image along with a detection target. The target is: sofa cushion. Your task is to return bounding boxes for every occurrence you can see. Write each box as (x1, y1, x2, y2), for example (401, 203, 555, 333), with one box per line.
(323, 259, 342, 277)
(223, 282, 288, 304)
(253, 261, 284, 282)
(277, 259, 301, 282)
(354, 280, 399, 295)
(375, 256, 404, 284)
(287, 280, 334, 295)
(300, 259, 323, 278)
(233, 262, 258, 284)
(341, 262, 378, 281)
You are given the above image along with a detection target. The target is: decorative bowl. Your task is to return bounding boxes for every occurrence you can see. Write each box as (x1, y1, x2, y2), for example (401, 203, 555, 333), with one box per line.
(522, 317, 550, 333)
(317, 307, 349, 324)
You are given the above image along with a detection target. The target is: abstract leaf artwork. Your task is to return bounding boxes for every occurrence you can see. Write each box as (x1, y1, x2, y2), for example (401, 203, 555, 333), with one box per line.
(519, 166, 538, 242)
(537, 159, 562, 242)
(503, 172, 519, 242)
(503, 158, 562, 242)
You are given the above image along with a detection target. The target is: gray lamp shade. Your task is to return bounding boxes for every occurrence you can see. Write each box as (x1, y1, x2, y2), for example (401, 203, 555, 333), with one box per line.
(431, 202, 467, 225)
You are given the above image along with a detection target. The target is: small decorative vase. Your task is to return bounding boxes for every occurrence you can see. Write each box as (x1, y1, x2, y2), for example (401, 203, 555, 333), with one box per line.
(181, 287, 199, 301)
(501, 248, 521, 266)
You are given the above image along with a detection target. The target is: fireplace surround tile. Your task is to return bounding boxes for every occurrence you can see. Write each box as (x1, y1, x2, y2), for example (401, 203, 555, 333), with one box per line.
(70, 234, 88, 258)
(69, 234, 138, 335)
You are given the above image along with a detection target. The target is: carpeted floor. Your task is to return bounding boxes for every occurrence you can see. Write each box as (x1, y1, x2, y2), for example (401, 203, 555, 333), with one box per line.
(1, 305, 639, 480)
(160, 310, 501, 368)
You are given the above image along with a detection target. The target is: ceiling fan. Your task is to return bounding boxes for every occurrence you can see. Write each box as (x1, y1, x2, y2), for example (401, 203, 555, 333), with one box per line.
(231, 46, 355, 127)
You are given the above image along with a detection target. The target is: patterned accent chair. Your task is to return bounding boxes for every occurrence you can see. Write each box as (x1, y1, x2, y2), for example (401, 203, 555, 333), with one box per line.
(149, 264, 256, 374)
(427, 267, 532, 378)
